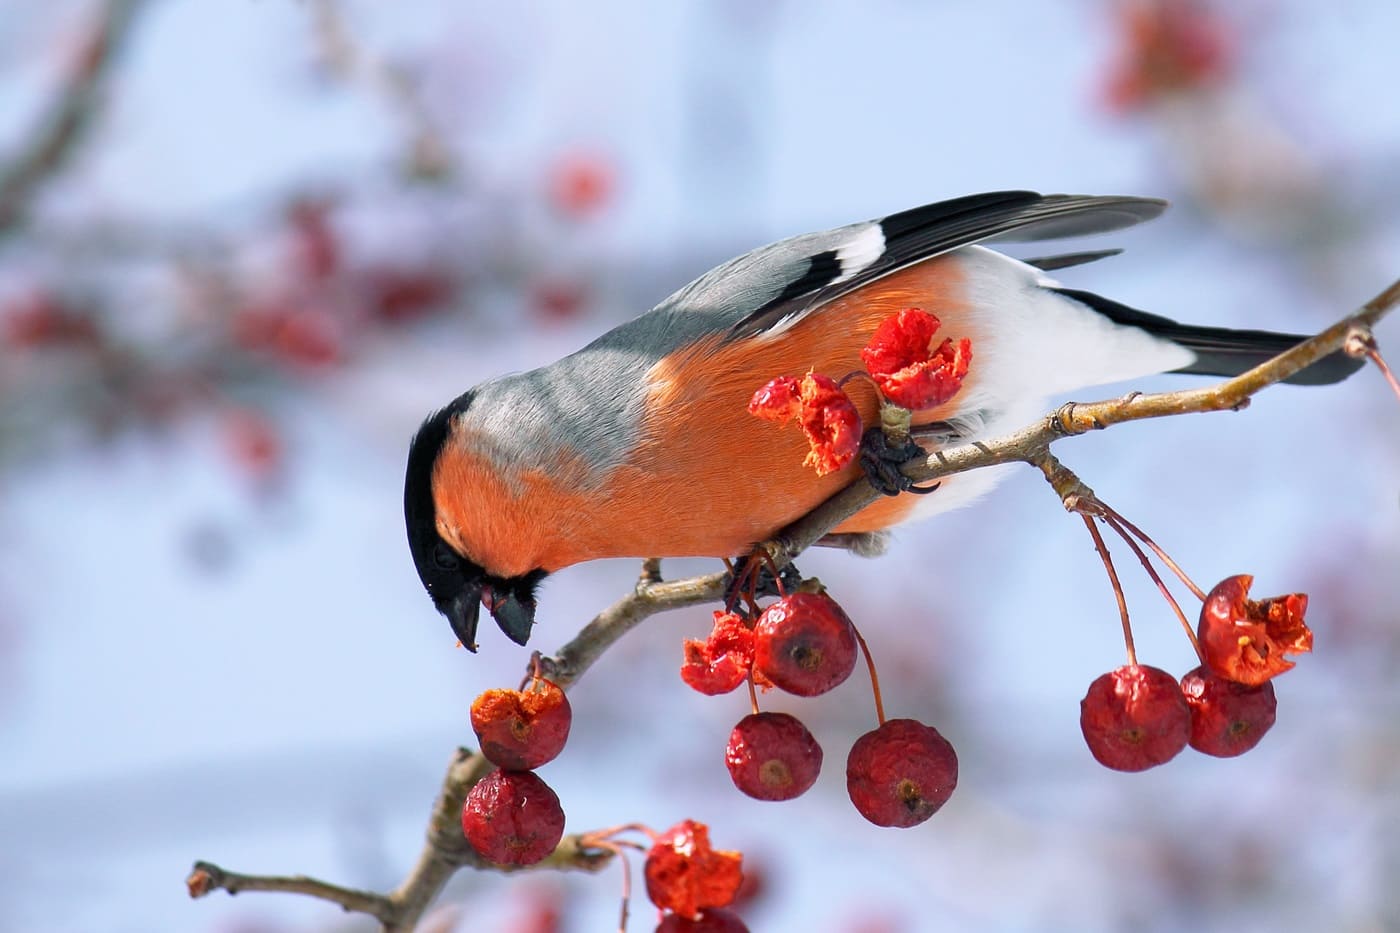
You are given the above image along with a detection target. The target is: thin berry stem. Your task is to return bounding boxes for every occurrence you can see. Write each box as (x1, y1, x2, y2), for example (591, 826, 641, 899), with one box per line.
(1098, 503, 1206, 602)
(1101, 513, 1206, 663)
(760, 549, 788, 598)
(1081, 514, 1137, 667)
(1366, 345, 1400, 402)
(746, 672, 760, 717)
(849, 620, 887, 726)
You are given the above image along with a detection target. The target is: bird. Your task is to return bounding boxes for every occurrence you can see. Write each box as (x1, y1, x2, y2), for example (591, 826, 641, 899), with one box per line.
(403, 190, 1360, 651)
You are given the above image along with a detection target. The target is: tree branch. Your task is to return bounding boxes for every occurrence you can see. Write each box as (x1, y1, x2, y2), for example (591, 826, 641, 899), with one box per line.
(188, 276, 1397, 930)
(0, 0, 148, 237)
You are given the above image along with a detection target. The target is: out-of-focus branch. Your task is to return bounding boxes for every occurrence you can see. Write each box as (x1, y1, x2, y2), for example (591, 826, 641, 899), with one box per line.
(188, 751, 612, 932)
(0, 0, 148, 237)
(187, 276, 1397, 930)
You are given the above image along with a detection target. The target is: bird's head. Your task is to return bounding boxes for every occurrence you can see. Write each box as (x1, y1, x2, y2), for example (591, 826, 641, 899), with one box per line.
(403, 392, 545, 651)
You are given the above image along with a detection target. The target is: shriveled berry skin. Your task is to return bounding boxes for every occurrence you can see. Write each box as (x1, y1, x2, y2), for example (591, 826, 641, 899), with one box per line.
(644, 820, 744, 919)
(1080, 664, 1190, 772)
(1180, 665, 1277, 757)
(725, 712, 823, 801)
(845, 718, 958, 828)
(460, 770, 565, 865)
(752, 593, 857, 697)
(656, 908, 751, 932)
(469, 680, 572, 770)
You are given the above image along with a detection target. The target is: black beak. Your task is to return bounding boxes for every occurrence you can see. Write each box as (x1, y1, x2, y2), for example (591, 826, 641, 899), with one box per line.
(444, 586, 484, 653)
(483, 585, 537, 647)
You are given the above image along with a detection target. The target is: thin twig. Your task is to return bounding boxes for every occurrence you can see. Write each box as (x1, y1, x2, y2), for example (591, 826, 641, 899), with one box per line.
(186, 861, 394, 921)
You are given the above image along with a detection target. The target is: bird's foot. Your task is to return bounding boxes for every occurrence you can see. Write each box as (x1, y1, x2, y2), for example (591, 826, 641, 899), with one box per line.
(859, 426, 941, 497)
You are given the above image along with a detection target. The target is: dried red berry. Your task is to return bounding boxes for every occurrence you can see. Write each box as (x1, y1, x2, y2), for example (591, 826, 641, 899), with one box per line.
(655, 908, 751, 932)
(1080, 664, 1190, 771)
(859, 308, 972, 410)
(470, 679, 572, 770)
(681, 611, 755, 696)
(752, 592, 857, 697)
(748, 372, 862, 476)
(1180, 665, 1277, 758)
(644, 820, 744, 920)
(846, 718, 958, 828)
(460, 770, 565, 866)
(1198, 575, 1312, 686)
(725, 712, 823, 801)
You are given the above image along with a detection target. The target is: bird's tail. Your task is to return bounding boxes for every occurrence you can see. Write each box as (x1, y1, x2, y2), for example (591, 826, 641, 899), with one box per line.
(1053, 287, 1363, 386)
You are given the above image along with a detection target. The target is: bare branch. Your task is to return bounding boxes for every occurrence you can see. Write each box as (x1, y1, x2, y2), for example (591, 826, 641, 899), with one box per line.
(0, 0, 149, 237)
(186, 861, 393, 921)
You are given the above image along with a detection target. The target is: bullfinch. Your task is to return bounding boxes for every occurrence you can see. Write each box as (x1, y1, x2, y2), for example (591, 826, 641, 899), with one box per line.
(404, 190, 1359, 650)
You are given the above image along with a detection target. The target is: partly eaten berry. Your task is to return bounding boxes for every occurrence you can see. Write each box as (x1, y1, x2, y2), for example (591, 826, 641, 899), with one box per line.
(1197, 575, 1312, 686)
(860, 308, 972, 411)
(460, 770, 565, 866)
(469, 678, 572, 770)
(644, 819, 744, 920)
(681, 610, 755, 696)
(846, 718, 958, 828)
(749, 372, 862, 476)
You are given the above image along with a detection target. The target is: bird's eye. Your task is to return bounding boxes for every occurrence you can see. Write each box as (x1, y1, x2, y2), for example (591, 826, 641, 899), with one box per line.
(433, 542, 460, 571)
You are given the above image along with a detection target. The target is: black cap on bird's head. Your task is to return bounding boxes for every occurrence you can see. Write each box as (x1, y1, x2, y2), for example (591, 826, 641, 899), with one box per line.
(404, 392, 544, 651)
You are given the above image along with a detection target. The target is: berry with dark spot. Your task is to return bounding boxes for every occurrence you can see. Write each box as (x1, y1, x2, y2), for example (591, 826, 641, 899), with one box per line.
(752, 592, 857, 697)
(846, 718, 958, 828)
(1080, 664, 1190, 771)
(725, 712, 823, 801)
(1180, 665, 1277, 757)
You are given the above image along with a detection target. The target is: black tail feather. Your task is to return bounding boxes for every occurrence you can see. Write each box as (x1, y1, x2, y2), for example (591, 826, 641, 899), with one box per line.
(1053, 287, 1363, 387)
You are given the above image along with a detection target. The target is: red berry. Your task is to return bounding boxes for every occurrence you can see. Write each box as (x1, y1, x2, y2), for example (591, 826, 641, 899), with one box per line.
(1198, 575, 1312, 686)
(681, 611, 755, 696)
(1180, 665, 1277, 757)
(846, 718, 958, 828)
(1080, 664, 1190, 771)
(656, 908, 751, 932)
(725, 712, 823, 801)
(470, 679, 572, 770)
(644, 820, 744, 920)
(460, 770, 565, 866)
(752, 593, 857, 697)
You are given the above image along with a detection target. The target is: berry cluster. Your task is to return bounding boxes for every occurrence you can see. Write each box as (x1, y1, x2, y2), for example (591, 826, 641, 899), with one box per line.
(749, 307, 972, 475)
(681, 582, 959, 829)
(1080, 572, 1310, 772)
(461, 674, 573, 865)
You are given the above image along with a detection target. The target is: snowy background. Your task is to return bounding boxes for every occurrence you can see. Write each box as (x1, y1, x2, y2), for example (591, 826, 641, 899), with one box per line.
(2, 1, 1399, 931)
